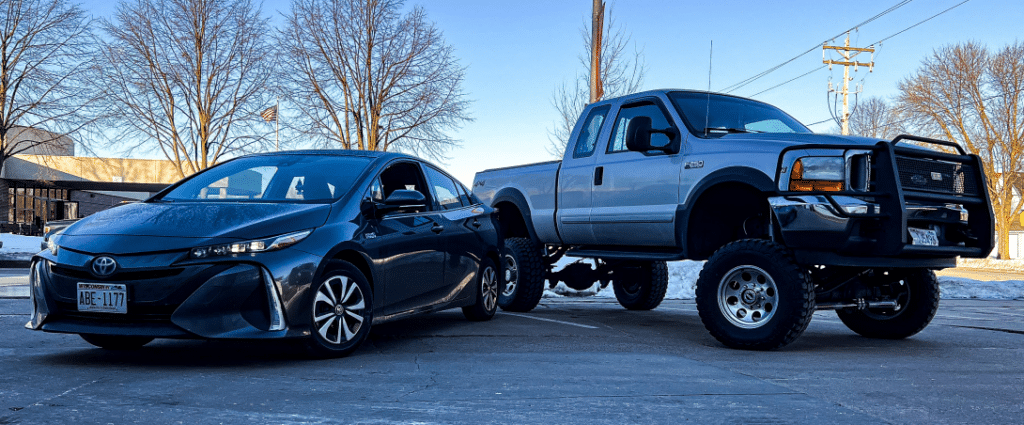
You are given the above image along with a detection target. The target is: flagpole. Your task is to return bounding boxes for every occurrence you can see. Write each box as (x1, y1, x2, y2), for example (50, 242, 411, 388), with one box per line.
(275, 97, 280, 152)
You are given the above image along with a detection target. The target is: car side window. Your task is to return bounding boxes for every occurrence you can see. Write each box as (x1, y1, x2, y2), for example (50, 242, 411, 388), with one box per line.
(607, 102, 672, 153)
(455, 181, 474, 206)
(424, 166, 463, 210)
(572, 105, 610, 159)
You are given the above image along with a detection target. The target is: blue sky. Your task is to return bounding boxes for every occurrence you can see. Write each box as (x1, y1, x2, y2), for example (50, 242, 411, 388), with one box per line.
(79, 0, 1022, 184)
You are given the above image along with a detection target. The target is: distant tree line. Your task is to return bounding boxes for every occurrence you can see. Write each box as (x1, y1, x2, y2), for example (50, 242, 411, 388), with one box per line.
(845, 42, 1024, 259)
(0, 0, 471, 178)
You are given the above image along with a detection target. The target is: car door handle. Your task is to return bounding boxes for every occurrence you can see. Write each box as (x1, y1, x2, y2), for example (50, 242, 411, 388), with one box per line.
(431, 223, 445, 234)
(471, 219, 481, 228)
(594, 166, 604, 186)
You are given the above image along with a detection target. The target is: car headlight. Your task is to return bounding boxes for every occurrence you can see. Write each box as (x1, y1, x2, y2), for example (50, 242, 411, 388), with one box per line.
(47, 229, 65, 255)
(190, 229, 313, 259)
(789, 156, 845, 192)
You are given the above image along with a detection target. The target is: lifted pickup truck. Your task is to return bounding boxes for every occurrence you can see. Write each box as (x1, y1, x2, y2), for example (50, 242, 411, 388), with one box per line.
(473, 89, 994, 350)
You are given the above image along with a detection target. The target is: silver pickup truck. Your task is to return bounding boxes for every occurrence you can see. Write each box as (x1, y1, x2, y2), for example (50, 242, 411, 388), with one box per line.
(473, 89, 994, 350)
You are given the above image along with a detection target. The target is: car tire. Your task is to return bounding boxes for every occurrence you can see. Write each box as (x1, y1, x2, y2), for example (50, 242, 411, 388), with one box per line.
(79, 334, 154, 350)
(498, 237, 545, 313)
(612, 261, 669, 310)
(836, 268, 939, 339)
(303, 261, 373, 359)
(463, 257, 500, 321)
(695, 239, 814, 350)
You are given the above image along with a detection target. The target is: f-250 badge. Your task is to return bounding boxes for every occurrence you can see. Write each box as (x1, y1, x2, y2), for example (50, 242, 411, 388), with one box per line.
(684, 160, 704, 169)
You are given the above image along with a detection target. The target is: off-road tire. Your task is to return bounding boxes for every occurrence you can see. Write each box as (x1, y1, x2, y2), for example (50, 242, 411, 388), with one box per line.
(79, 334, 154, 350)
(695, 239, 815, 350)
(836, 269, 939, 339)
(463, 257, 500, 321)
(304, 261, 373, 359)
(498, 237, 545, 312)
(612, 261, 669, 310)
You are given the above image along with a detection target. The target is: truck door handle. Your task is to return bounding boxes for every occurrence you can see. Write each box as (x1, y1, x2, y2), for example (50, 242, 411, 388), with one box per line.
(594, 166, 604, 186)
(431, 223, 445, 234)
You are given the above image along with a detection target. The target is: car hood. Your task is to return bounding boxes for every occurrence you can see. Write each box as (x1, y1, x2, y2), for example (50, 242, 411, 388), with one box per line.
(59, 202, 332, 254)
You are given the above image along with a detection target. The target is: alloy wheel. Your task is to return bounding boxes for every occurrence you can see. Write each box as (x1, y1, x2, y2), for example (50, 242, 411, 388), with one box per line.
(312, 275, 367, 344)
(718, 265, 779, 329)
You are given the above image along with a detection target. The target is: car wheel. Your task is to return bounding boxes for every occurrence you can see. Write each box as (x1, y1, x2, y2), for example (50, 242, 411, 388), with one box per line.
(79, 334, 154, 350)
(836, 268, 939, 339)
(463, 257, 500, 321)
(498, 237, 545, 312)
(304, 261, 373, 358)
(612, 261, 669, 310)
(695, 239, 814, 350)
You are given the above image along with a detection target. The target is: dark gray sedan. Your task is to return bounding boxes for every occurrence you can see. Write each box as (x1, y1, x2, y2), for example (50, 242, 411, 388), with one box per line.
(27, 151, 502, 358)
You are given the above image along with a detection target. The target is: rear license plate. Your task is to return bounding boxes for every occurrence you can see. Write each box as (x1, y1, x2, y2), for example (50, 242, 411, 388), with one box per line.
(908, 227, 939, 246)
(77, 283, 127, 314)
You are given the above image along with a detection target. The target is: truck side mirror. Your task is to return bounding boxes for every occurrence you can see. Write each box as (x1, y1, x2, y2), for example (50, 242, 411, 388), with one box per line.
(626, 116, 679, 154)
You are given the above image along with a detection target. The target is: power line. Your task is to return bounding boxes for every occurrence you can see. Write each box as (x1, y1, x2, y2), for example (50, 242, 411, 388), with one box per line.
(741, 0, 973, 98)
(720, 0, 914, 94)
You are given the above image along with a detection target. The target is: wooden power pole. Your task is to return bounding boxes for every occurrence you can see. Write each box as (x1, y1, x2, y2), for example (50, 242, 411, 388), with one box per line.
(589, 0, 605, 103)
(823, 32, 874, 135)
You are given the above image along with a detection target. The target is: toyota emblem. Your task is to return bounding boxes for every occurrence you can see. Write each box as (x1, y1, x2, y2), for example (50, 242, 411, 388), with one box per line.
(91, 256, 118, 277)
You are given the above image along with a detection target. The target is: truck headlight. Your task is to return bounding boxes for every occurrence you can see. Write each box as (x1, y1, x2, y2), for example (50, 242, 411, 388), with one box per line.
(190, 229, 312, 258)
(789, 157, 845, 192)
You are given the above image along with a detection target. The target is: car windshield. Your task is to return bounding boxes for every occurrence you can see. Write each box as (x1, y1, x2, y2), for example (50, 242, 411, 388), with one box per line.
(158, 155, 372, 202)
(668, 92, 811, 136)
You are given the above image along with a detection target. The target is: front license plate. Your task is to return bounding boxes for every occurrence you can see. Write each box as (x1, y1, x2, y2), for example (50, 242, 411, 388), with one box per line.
(908, 227, 939, 246)
(77, 283, 127, 314)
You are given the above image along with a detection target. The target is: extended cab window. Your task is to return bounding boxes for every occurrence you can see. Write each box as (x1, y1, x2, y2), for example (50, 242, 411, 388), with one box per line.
(573, 105, 610, 158)
(608, 102, 673, 153)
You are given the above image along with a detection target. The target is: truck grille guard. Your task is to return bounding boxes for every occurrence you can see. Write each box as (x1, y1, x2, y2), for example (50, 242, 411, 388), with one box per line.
(774, 135, 994, 258)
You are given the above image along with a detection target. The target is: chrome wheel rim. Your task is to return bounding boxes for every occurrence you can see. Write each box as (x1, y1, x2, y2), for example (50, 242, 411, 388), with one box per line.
(312, 275, 366, 345)
(718, 265, 778, 329)
(481, 266, 498, 311)
(502, 254, 519, 297)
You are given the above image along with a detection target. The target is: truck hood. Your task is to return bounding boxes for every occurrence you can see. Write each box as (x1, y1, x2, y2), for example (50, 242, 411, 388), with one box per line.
(712, 132, 886, 147)
(64, 202, 332, 240)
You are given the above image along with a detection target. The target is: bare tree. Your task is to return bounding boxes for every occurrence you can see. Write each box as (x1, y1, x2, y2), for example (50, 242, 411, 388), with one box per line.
(97, 0, 275, 178)
(548, 5, 644, 157)
(897, 41, 1024, 259)
(0, 0, 96, 169)
(844, 96, 905, 139)
(279, 0, 471, 161)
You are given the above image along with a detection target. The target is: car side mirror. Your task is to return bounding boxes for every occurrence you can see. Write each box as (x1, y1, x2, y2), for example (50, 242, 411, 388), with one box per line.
(625, 116, 679, 154)
(372, 189, 426, 216)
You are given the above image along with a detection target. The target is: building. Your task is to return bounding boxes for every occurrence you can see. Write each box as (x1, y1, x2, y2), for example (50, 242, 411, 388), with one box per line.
(1, 128, 183, 234)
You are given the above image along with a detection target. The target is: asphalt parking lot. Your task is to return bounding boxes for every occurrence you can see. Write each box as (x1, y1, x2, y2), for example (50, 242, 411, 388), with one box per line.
(1, 285, 1022, 424)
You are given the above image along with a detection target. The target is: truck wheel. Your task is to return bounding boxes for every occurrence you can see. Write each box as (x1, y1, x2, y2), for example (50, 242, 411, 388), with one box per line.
(695, 239, 814, 350)
(836, 269, 939, 339)
(612, 261, 669, 310)
(499, 237, 545, 312)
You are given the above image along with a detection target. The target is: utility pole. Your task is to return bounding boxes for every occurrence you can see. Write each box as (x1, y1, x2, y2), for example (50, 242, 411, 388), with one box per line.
(589, 0, 605, 103)
(823, 32, 874, 135)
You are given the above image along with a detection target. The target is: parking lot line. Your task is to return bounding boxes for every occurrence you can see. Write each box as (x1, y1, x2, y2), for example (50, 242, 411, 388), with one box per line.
(502, 312, 599, 329)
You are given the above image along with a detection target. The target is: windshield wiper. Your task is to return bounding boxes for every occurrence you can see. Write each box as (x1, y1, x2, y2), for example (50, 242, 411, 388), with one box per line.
(704, 127, 759, 134)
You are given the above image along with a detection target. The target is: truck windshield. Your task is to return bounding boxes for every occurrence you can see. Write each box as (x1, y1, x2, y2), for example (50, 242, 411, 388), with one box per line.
(668, 92, 811, 136)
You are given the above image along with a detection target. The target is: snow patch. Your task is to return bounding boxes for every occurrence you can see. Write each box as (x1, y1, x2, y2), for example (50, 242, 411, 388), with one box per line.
(0, 233, 43, 256)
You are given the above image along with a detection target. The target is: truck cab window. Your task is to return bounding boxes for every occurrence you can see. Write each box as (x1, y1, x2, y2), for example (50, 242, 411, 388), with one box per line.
(608, 103, 672, 153)
(573, 105, 610, 158)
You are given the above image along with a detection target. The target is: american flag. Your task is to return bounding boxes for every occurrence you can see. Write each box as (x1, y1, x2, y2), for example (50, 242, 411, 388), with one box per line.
(260, 105, 277, 122)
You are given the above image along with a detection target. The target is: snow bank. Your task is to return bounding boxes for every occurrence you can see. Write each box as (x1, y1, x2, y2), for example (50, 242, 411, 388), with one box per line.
(956, 257, 1024, 272)
(543, 259, 1024, 301)
(0, 233, 43, 255)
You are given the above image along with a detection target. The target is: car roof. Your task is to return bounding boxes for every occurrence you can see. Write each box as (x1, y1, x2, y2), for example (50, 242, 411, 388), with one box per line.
(240, 149, 416, 161)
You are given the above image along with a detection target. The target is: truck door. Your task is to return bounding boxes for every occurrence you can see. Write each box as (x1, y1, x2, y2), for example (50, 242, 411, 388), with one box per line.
(589, 98, 682, 247)
(556, 105, 612, 245)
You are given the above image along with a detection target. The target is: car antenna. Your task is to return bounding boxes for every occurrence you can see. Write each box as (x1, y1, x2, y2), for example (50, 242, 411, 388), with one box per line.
(705, 40, 713, 137)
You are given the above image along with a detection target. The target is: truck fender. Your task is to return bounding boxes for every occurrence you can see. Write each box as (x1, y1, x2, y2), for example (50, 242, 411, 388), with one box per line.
(491, 188, 540, 243)
(677, 167, 777, 257)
